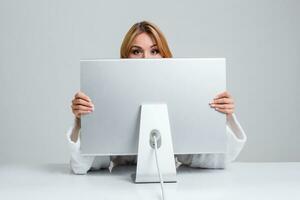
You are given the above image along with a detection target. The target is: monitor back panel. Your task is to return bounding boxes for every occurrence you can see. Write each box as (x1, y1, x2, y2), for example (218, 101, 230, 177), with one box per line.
(80, 58, 227, 155)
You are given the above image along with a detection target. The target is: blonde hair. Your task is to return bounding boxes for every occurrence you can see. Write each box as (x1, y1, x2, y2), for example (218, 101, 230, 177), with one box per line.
(120, 21, 173, 58)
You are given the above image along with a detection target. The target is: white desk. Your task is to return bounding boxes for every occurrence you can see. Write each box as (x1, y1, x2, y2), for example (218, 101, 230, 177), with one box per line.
(0, 162, 299, 200)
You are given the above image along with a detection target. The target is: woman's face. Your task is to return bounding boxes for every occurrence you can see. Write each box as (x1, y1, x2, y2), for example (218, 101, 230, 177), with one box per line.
(128, 32, 162, 59)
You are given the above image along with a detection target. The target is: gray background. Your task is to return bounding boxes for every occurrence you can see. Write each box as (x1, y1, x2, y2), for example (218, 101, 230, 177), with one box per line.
(0, 0, 299, 164)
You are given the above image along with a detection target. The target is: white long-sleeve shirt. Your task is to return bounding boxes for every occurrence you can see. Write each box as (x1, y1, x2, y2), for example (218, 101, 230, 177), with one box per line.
(66, 114, 247, 174)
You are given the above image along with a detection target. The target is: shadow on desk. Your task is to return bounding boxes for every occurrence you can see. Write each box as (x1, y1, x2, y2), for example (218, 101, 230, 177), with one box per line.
(41, 163, 225, 174)
(41, 163, 227, 182)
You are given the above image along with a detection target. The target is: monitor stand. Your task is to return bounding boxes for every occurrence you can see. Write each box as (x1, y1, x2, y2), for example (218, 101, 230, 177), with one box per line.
(134, 104, 177, 183)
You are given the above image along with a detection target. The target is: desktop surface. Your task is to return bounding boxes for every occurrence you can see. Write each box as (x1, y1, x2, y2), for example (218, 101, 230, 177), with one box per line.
(1, 162, 299, 200)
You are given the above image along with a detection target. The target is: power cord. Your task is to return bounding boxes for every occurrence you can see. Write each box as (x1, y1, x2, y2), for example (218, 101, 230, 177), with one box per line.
(153, 135, 166, 200)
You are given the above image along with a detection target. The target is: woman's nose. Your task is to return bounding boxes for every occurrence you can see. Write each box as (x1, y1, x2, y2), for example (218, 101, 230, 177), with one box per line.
(143, 52, 152, 58)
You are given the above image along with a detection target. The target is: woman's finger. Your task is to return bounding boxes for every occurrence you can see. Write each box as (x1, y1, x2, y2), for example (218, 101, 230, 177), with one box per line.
(215, 108, 234, 114)
(214, 91, 231, 100)
(211, 98, 233, 104)
(74, 91, 91, 102)
(75, 110, 92, 118)
(72, 105, 94, 112)
(73, 98, 94, 108)
(211, 103, 234, 109)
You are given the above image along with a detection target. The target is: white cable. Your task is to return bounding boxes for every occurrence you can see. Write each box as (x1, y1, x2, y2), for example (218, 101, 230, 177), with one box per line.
(153, 135, 166, 200)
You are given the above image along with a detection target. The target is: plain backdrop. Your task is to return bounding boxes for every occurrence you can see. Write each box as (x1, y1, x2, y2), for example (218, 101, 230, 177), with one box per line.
(0, 0, 299, 164)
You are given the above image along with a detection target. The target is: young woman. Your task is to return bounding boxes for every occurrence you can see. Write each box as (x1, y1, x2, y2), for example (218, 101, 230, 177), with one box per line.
(67, 21, 247, 174)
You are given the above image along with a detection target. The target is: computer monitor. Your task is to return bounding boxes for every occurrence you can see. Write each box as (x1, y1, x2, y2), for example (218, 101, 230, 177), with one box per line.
(80, 58, 226, 182)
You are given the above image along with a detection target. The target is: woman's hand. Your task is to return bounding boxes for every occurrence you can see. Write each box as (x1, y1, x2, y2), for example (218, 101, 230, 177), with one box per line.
(71, 91, 94, 119)
(209, 91, 234, 116)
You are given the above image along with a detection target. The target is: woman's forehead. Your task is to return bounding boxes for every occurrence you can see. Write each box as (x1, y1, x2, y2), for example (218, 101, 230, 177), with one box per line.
(131, 32, 157, 48)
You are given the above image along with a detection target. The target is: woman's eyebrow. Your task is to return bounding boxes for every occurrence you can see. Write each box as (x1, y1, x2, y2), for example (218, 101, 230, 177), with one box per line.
(130, 44, 157, 49)
(131, 45, 142, 49)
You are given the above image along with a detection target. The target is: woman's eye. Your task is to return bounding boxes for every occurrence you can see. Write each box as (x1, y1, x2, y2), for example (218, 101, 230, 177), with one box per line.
(151, 49, 159, 55)
(132, 50, 141, 55)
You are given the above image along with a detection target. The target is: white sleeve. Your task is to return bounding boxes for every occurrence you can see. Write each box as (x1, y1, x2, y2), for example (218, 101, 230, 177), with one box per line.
(225, 113, 247, 162)
(66, 119, 95, 174)
(177, 113, 247, 169)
